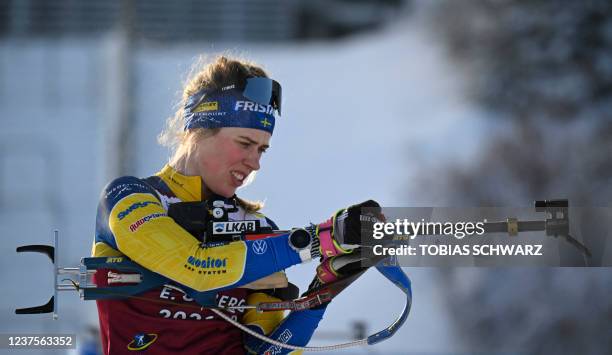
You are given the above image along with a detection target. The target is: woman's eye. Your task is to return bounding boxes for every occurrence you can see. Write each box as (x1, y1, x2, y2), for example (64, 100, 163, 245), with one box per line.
(239, 141, 250, 148)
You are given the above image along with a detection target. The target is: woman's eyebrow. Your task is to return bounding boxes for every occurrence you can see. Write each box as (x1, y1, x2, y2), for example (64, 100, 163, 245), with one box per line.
(238, 136, 270, 149)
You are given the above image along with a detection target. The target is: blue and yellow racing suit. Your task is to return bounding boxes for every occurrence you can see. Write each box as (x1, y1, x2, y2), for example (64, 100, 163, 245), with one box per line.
(93, 165, 324, 355)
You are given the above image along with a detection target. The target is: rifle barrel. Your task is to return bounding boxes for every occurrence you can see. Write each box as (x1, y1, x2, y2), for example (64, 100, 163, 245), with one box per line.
(483, 220, 545, 234)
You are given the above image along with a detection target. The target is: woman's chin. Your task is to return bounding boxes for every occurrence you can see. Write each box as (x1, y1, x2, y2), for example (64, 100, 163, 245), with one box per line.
(215, 190, 235, 198)
(204, 184, 236, 198)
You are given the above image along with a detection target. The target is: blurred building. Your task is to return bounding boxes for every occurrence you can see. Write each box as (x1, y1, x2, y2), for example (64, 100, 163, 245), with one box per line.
(1, 0, 406, 42)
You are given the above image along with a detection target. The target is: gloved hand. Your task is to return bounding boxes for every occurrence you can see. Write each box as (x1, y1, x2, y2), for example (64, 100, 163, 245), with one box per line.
(302, 248, 384, 303)
(307, 200, 384, 260)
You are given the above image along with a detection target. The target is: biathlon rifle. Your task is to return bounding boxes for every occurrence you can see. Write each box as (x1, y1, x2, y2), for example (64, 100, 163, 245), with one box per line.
(15, 198, 590, 351)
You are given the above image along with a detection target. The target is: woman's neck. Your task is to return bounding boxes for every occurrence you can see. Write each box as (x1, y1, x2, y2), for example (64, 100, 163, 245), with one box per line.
(170, 152, 189, 176)
(169, 154, 212, 199)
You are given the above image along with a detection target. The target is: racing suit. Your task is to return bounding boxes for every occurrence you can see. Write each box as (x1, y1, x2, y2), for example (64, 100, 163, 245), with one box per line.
(93, 165, 324, 354)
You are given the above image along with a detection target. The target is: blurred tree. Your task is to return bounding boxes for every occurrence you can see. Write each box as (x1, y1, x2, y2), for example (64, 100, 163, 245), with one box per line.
(427, 0, 612, 206)
(421, 1, 612, 354)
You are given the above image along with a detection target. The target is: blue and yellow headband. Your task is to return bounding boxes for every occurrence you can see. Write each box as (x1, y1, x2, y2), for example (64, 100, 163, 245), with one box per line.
(184, 77, 282, 135)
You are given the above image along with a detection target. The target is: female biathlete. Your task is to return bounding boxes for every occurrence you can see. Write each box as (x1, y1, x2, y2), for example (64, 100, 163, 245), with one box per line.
(93, 56, 380, 354)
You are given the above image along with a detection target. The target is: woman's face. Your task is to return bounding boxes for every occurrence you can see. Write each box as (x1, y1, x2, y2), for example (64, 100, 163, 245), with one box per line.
(189, 127, 271, 198)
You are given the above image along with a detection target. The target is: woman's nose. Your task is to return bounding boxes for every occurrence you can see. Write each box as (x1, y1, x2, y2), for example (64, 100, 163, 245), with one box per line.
(244, 150, 261, 171)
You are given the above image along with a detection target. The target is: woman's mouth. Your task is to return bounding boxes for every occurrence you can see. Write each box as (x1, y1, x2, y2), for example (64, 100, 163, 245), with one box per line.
(230, 171, 246, 186)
